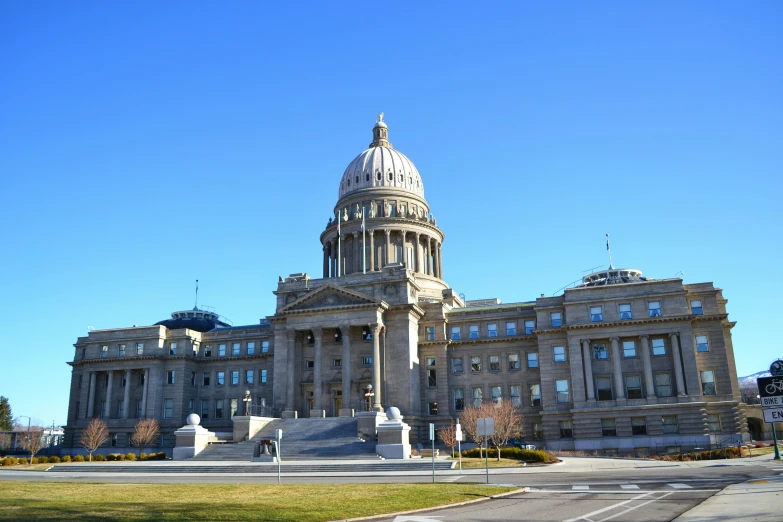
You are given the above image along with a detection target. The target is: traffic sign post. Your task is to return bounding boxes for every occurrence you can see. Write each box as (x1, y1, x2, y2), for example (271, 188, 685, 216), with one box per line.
(757, 372, 782, 460)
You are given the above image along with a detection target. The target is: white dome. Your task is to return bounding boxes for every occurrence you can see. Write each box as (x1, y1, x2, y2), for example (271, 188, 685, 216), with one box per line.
(339, 146, 425, 199)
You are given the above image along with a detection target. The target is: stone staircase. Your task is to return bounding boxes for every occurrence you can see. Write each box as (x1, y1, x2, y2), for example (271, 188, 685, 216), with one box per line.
(189, 417, 378, 461)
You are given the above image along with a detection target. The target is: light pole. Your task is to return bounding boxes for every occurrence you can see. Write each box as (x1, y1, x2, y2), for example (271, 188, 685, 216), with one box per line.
(243, 390, 252, 417)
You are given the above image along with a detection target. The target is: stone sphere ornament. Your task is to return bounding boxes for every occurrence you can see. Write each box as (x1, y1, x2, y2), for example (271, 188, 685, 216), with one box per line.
(186, 413, 200, 426)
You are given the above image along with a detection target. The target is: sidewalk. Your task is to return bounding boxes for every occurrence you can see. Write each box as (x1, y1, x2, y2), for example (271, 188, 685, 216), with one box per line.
(674, 474, 783, 521)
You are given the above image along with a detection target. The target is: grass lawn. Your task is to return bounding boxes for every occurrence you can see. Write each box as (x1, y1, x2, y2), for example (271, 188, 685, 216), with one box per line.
(0, 482, 516, 521)
(447, 457, 530, 468)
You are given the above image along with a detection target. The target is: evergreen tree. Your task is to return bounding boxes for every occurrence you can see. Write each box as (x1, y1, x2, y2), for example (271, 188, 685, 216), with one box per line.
(0, 396, 15, 431)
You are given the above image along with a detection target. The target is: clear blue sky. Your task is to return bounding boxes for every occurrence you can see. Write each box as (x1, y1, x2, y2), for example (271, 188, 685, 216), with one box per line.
(1, 2, 780, 425)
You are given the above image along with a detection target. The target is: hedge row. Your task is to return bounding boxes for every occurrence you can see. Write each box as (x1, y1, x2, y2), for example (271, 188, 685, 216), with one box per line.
(1, 452, 167, 465)
(460, 446, 555, 463)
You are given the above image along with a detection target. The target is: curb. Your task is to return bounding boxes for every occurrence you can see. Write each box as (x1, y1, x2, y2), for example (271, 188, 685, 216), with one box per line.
(332, 486, 529, 522)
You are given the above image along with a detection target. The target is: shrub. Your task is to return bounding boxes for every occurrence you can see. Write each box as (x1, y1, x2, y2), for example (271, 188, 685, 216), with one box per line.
(2, 457, 17, 466)
(94, 454, 105, 462)
(48, 456, 61, 464)
(125, 453, 136, 461)
(73, 455, 85, 462)
(460, 446, 554, 463)
(60, 455, 71, 463)
(139, 453, 147, 460)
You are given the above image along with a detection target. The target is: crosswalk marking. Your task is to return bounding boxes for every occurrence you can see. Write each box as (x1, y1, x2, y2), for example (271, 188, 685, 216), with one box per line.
(667, 483, 692, 489)
(620, 484, 640, 490)
(572, 485, 589, 490)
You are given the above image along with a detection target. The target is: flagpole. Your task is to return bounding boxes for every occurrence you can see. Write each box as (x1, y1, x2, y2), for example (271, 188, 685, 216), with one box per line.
(362, 210, 366, 274)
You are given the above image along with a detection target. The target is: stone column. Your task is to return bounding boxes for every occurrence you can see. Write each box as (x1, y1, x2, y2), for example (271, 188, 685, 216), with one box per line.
(369, 230, 375, 271)
(312, 328, 324, 416)
(371, 323, 383, 411)
(87, 371, 97, 418)
(323, 246, 329, 278)
(141, 368, 149, 418)
(414, 232, 421, 273)
(670, 333, 687, 396)
(285, 330, 296, 412)
(340, 325, 352, 416)
(582, 339, 595, 401)
(610, 337, 625, 399)
(123, 369, 132, 418)
(353, 232, 359, 273)
(640, 335, 656, 398)
(384, 229, 391, 265)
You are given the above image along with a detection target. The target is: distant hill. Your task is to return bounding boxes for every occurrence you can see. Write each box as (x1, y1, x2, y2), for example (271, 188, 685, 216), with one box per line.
(739, 371, 771, 387)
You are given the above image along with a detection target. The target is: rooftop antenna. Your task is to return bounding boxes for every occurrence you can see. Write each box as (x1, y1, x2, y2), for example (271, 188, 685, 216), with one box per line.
(606, 233, 614, 269)
(194, 279, 199, 310)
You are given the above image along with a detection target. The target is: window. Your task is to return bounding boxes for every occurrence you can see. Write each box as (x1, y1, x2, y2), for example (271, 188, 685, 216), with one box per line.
(553, 346, 566, 363)
(696, 335, 710, 353)
(191, 372, 196, 386)
(651, 338, 666, 356)
(333, 358, 342, 368)
(527, 352, 539, 368)
(625, 374, 643, 399)
(508, 353, 520, 370)
(550, 312, 562, 327)
(452, 357, 463, 374)
(655, 373, 672, 397)
(510, 385, 521, 406)
(261, 369, 267, 383)
(533, 423, 544, 439)
(451, 326, 461, 340)
(246, 370, 254, 385)
(559, 421, 573, 438)
(454, 388, 464, 410)
(202, 372, 210, 386)
(204, 345, 212, 357)
(601, 418, 617, 436)
(163, 398, 173, 419)
(707, 414, 721, 432)
(623, 340, 636, 358)
(118, 344, 125, 357)
(218, 344, 226, 357)
(247, 342, 255, 355)
(469, 325, 479, 339)
(136, 343, 144, 355)
(662, 415, 679, 434)
(487, 323, 497, 337)
(230, 398, 238, 417)
(491, 386, 502, 405)
(217, 371, 225, 385)
(524, 320, 535, 335)
(215, 399, 224, 419)
(170, 342, 177, 355)
(632, 417, 647, 435)
(590, 306, 603, 322)
(361, 356, 372, 366)
(428, 402, 438, 415)
(648, 301, 661, 317)
(506, 322, 516, 335)
(691, 300, 703, 315)
(426, 327, 435, 341)
(231, 370, 239, 385)
(489, 355, 500, 372)
(556, 380, 569, 403)
(201, 400, 209, 420)
(529, 384, 541, 406)
(166, 370, 175, 385)
(700, 370, 716, 395)
(593, 344, 608, 360)
(471, 356, 481, 372)
(101, 345, 108, 358)
(262, 341, 269, 353)
(472, 387, 483, 407)
(597, 376, 613, 400)
(619, 303, 632, 320)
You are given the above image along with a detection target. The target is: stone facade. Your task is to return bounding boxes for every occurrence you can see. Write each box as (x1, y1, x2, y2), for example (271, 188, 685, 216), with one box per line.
(62, 116, 748, 456)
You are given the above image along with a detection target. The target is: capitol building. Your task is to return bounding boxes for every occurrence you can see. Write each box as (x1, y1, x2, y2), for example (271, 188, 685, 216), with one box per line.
(62, 116, 748, 456)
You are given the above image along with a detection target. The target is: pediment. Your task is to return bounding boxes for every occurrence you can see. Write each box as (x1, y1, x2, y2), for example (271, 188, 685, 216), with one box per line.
(280, 283, 381, 313)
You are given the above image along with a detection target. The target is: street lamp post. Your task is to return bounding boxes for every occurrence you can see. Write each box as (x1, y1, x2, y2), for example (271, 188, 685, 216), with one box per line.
(243, 390, 252, 416)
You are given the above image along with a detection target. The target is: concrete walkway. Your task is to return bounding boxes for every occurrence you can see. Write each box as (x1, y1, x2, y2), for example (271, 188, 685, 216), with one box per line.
(674, 474, 783, 521)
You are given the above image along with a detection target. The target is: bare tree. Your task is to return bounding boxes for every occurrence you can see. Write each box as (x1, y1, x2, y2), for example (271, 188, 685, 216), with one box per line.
(489, 401, 524, 461)
(80, 418, 109, 462)
(459, 403, 492, 458)
(438, 420, 458, 457)
(20, 429, 45, 465)
(130, 418, 160, 456)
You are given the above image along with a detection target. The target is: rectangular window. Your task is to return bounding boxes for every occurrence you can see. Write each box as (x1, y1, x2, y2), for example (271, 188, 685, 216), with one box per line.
(361, 356, 372, 366)
(201, 400, 209, 419)
(601, 418, 617, 437)
(202, 372, 210, 386)
(261, 369, 267, 383)
(230, 398, 238, 418)
(632, 417, 647, 435)
(246, 370, 254, 385)
(625, 374, 643, 399)
(662, 415, 679, 434)
(556, 379, 569, 403)
(170, 342, 177, 355)
(247, 342, 255, 355)
(648, 301, 661, 317)
(204, 345, 212, 357)
(166, 370, 175, 385)
(190, 371, 196, 386)
(231, 370, 239, 385)
(451, 326, 461, 340)
(136, 343, 144, 355)
(426, 327, 435, 341)
(489, 355, 500, 371)
(553, 346, 566, 363)
(524, 320, 535, 335)
(487, 323, 497, 337)
(452, 357, 463, 373)
(491, 386, 502, 405)
(333, 358, 342, 368)
(533, 423, 544, 439)
(652, 338, 666, 356)
(469, 325, 479, 339)
(590, 306, 603, 322)
(550, 312, 562, 327)
(506, 321, 516, 335)
(623, 340, 636, 358)
(559, 420, 573, 438)
(655, 372, 672, 397)
(163, 398, 173, 419)
(508, 353, 520, 370)
(593, 344, 608, 360)
(232, 343, 240, 356)
(215, 399, 224, 419)
(428, 369, 437, 387)
(262, 341, 269, 353)
(696, 335, 709, 353)
(527, 352, 539, 368)
(101, 345, 108, 358)
(529, 384, 541, 406)
(472, 386, 483, 407)
(596, 377, 613, 401)
(701, 370, 716, 395)
(691, 300, 703, 315)
(707, 414, 721, 432)
(428, 402, 438, 415)
(118, 344, 126, 357)
(217, 371, 225, 385)
(454, 388, 464, 410)
(471, 356, 481, 372)
(218, 344, 226, 357)
(619, 303, 632, 320)
(510, 385, 521, 406)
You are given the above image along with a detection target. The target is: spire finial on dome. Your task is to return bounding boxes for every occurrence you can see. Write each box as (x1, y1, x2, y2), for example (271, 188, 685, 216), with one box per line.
(370, 112, 392, 148)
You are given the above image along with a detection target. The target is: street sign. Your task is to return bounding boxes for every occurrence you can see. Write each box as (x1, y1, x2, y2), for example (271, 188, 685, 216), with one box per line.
(477, 417, 494, 437)
(758, 376, 783, 401)
(763, 407, 783, 423)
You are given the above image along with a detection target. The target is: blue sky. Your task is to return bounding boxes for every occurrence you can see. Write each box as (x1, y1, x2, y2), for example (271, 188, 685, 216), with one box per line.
(1, 2, 780, 425)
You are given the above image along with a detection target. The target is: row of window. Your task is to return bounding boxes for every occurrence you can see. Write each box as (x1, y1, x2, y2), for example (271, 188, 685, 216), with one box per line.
(166, 369, 269, 387)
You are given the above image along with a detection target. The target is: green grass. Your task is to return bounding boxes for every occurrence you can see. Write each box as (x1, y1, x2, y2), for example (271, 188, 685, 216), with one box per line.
(0, 482, 516, 521)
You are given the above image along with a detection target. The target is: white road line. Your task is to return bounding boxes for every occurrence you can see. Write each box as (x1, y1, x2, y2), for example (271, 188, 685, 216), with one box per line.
(562, 492, 654, 522)
(572, 485, 589, 490)
(619, 484, 639, 490)
(668, 483, 693, 489)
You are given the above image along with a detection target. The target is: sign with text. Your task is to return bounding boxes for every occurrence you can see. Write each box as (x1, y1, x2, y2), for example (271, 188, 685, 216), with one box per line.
(762, 407, 783, 423)
(758, 376, 783, 401)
